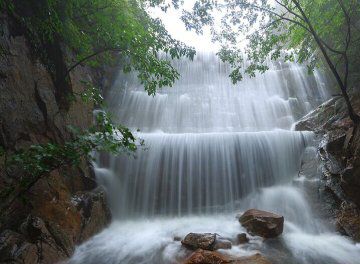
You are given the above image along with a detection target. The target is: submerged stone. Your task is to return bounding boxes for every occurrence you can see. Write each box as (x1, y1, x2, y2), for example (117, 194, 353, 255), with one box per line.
(237, 233, 249, 244)
(174, 236, 182, 241)
(213, 236, 232, 250)
(239, 209, 284, 238)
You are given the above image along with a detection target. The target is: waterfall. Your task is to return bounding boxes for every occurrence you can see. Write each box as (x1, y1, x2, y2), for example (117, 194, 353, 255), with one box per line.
(70, 52, 360, 264)
(99, 52, 323, 218)
(101, 131, 312, 218)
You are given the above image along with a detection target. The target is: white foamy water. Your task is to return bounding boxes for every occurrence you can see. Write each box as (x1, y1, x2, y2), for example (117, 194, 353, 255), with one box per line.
(69, 53, 360, 264)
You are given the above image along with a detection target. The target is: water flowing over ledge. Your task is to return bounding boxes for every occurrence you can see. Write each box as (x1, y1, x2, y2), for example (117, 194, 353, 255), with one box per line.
(98, 130, 313, 217)
(70, 52, 360, 264)
(107, 52, 329, 133)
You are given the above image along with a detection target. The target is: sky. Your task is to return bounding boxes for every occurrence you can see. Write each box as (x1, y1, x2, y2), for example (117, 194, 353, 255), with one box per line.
(150, 2, 220, 51)
(149, 0, 279, 52)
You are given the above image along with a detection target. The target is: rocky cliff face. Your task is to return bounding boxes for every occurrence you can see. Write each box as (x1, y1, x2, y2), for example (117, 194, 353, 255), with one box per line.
(296, 95, 360, 241)
(0, 13, 112, 263)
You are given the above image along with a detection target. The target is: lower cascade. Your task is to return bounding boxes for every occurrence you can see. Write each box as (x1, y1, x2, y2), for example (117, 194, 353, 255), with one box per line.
(70, 52, 360, 264)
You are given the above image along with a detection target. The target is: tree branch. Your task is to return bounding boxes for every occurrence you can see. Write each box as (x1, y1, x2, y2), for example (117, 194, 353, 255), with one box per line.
(265, 1, 345, 55)
(291, 0, 359, 122)
(274, 0, 305, 22)
(73, 5, 112, 21)
(247, 3, 312, 34)
(64, 47, 122, 78)
(336, 0, 352, 91)
(337, 0, 351, 50)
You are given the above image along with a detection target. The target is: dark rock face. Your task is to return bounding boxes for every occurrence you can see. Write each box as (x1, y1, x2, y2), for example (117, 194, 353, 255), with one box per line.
(336, 203, 360, 241)
(0, 230, 42, 264)
(0, 13, 112, 263)
(295, 96, 360, 241)
(183, 250, 271, 264)
(0, 175, 111, 263)
(181, 233, 232, 251)
(239, 209, 284, 238)
(74, 187, 112, 242)
(295, 97, 353, 133)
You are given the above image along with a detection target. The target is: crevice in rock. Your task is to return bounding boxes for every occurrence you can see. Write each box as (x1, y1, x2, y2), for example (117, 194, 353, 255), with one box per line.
(34, 80, 48, 127)
(44, 222, 71, 258)
(44, 40, 73, 111)
(0, 122, 7, 148)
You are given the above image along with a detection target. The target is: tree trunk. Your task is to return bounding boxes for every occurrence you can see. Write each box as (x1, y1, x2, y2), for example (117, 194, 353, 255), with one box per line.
(342, 91, 360, 124)
(291, 0, 360, 124)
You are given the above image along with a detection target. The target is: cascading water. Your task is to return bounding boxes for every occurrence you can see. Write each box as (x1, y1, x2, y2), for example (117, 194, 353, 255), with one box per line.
(70, 52, 360, 264)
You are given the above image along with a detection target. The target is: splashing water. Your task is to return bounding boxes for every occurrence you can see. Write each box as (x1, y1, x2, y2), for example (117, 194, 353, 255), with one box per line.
(70, 53, 360, 264)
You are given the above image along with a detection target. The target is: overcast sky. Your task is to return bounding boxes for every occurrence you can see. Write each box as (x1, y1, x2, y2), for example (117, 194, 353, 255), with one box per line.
(150, 2, 219, 51)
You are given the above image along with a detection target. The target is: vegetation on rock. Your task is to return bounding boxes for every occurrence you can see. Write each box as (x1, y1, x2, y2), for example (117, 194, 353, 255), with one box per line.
(0, 0, 195, 207)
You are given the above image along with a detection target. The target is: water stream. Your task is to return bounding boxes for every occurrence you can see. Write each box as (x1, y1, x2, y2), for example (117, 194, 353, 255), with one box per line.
(70, 52, 360, 264)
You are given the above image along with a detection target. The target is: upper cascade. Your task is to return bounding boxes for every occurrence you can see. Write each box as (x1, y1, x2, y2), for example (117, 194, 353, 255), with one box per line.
(106, 51, 330, 133)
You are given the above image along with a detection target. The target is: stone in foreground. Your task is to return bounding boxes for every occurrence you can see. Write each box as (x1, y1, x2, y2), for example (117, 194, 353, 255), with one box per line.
(239, 209, 284, 238)
(235, 254, 272, 264)
(181, 233, 232, 251)
(183, 249, 229, 264)
(182, 233, 216, 250)
(183, 249, 271, 264)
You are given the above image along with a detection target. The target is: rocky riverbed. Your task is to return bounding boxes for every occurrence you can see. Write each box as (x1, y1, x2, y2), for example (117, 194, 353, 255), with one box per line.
(180, 209, 283, 264)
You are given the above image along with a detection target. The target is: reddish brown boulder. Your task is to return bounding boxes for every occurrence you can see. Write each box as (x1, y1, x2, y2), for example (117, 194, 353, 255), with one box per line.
(183, 250, 271, 264)
(183, 249, 231, 264)
(235, 253, 272, 264)
(239, 209, 284, 238)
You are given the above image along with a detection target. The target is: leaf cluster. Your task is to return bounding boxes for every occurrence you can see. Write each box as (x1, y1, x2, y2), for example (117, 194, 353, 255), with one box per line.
(179, 0, 360, 87)
(8, 111, 142, 178)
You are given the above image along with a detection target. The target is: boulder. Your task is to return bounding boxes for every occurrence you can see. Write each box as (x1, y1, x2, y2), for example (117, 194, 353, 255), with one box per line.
(182, 233, 216, 250)
(183, 249, 231, 264)
(183, 250, 271, 264)
(239, 209, 284, 238)
(181, 233, 232, 251)
(235, 253, 272, 264)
